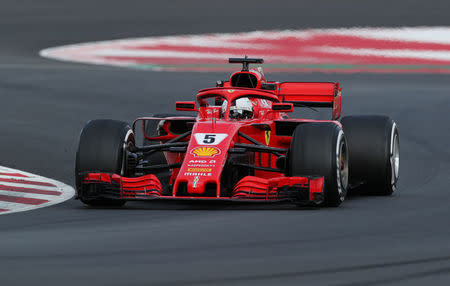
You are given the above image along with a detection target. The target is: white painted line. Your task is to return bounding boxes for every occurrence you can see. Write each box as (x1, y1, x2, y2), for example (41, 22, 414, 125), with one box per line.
(326, 26, 450, 44)
(0, 190, 60, 199)
(0, 173, 46, 181)
(0, 166, 74, 215)
(90, 49, 296, 62)
(318, 47, 450, 61)
(0, 182, 58, 191)
(39, 26, 450, 73)
(92, 49, 244, 59)
(0, 200, 48, 210)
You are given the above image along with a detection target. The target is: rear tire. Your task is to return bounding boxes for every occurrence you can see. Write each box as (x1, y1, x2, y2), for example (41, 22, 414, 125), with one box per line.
(288, 123, 349, 207)
(341, 115, 399, 195)
(75, 119, 134, 207)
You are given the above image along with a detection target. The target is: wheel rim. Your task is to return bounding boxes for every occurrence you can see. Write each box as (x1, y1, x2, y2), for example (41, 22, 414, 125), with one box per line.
(338, 138, 349, 197)
(340, 141, 349, 190)
(336, 130, 349, 202)
(121, 129, 135, 176)
(390, 126, 400, 190)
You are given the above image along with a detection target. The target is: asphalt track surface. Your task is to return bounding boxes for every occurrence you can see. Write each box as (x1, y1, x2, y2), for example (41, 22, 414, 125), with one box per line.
(1, 1, 450, 285)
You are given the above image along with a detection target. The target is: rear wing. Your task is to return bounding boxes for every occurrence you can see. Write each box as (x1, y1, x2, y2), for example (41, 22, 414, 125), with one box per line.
(278, 82, 342, 120)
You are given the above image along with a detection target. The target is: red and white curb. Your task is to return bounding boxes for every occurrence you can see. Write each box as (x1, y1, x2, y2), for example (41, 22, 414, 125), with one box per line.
(0, 166, 74, 215)
(40, 26, 450, 73)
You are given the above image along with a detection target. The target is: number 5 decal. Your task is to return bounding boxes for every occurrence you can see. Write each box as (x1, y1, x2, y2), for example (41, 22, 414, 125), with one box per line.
(203, 134, 216, 144)
(194, 133, 228, 145)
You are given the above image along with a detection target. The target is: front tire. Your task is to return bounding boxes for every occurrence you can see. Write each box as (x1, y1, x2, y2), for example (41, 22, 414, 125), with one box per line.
(75, 119, 134, 207)
(288, 123, 349, 207)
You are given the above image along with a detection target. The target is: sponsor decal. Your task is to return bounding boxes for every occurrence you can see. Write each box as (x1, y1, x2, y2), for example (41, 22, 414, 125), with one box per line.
(265, 130, 271, 145)
(187, 159, 216, 168)
(191, 146, 221, 157)
(194, 133, 228, 145)
(227, 89, 235, 93)
(184, 172, 212, 177)
(187, 168, 212, 172)
(193, 176, 199, 188)
(189, 160, 216, 163)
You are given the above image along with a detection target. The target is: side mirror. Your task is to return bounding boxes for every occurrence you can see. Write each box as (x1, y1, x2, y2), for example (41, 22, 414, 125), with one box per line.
(175, 101, 197, 111)
(272, 103, 293, 113)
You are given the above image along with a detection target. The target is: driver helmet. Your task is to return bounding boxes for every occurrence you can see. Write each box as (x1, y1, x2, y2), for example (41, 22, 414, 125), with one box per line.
(230, 97, 254, 119)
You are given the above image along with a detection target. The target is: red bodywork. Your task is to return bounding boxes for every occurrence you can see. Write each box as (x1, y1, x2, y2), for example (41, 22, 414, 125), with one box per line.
(81, 66, 342, 205)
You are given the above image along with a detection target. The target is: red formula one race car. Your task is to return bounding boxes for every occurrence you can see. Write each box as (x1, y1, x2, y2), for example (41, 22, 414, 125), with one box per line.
(75, 57, 400, 207)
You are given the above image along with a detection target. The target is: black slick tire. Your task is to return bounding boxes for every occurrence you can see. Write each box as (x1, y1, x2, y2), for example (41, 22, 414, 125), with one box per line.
(75, 119, 134, 207)
(288, 123, 349, 207)
(341, 115, 399, 195)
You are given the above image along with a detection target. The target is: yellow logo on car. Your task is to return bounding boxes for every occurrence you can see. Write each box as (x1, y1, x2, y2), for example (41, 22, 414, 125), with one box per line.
(187, 168, 212, 172)
(191, 147, 220, 157)
(265, 130, 271, 145)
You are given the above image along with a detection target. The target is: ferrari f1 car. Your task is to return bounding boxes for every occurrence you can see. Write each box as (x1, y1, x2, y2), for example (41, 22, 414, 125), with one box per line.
(75, 57, 400, 207)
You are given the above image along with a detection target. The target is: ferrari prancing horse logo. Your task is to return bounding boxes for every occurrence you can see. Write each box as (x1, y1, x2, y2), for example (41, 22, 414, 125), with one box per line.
(265, 130, 271, 145)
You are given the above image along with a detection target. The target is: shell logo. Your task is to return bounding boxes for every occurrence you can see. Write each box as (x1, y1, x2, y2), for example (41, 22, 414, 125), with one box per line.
(191, 147, 221, 157)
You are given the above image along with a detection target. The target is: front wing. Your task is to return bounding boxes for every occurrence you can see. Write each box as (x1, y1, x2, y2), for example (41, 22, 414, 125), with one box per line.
(79, 173, 325, 205)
